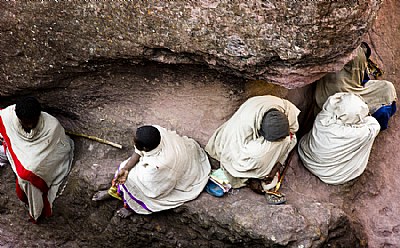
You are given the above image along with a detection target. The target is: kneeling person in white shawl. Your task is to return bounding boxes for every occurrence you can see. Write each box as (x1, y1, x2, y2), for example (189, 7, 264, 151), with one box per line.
(0, 97, 74, 223)
(205, 95, 300, 190)
(298, 93, 380, 185)
(93, 125, 211, 217)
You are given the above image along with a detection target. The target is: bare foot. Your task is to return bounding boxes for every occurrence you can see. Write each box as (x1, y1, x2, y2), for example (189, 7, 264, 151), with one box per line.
(92, 190, 112, 201)
(116, 207, 133, 218)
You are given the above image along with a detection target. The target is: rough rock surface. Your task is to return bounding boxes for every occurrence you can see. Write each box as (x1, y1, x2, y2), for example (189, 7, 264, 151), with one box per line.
(284, 0, 400, 247)
(0, 64, 361, 247)
(0, 0, 380, 90)
(0, 0, 399, 247)
(349, 0, 400, 246)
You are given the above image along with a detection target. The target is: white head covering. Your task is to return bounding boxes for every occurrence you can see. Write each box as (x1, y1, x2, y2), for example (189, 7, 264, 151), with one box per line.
(321, 92, 369, 126)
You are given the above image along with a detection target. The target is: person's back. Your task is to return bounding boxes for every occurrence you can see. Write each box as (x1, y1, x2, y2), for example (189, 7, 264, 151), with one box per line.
(315, 46, 366, 109)
(205, 95, 300, 189)
(0, 96, 74, 223)
(126, 125, 210, 211)
(298, 92, 380, 184)
(93, 125, 211, 217)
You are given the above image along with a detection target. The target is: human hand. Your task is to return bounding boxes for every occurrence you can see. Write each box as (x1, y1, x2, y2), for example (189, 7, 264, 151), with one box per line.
(115, 168, 129, 185)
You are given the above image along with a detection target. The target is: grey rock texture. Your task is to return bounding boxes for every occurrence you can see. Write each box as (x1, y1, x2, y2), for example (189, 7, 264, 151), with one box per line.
(0, 0, 381, 91)
(0, 0, 399, 247)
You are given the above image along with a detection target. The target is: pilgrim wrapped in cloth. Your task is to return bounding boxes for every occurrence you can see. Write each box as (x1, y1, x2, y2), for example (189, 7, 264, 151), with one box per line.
(92, 125, 211, 217)
(315, 42, 397, 130)
(205, 95, 300, 203)
(0, 97, 74, 223)
(298, 92, 380, 185)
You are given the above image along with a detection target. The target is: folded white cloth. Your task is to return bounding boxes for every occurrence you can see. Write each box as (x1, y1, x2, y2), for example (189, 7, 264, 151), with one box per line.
(299, 93, 380, 184)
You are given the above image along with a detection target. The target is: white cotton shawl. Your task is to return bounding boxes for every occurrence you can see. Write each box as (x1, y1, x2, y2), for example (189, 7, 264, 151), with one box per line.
(1, 105, 74, 220)
(120, 125, 211, 214)
(298, 93, 380, 185)
(315, 46, 397, 113)
(205, 96, 300, 184)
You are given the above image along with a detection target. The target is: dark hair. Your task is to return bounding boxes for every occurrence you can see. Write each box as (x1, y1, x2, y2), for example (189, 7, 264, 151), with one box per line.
(15, 96, 42, 121)
(361, 42, 371, 59)
(134, 125, 161, 151)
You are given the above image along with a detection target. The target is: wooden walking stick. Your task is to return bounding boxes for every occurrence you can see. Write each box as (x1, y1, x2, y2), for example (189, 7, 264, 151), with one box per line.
(66, 131, 123, 149)
(269, 147, 296, 196)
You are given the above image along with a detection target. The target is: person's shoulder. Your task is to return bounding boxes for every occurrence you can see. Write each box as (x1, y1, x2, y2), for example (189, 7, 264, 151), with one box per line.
(248, 95, 279, 100)
(1, 104, 15, 112)
(0, 104, 16, 118)
(151, 124, 165, 132)
(41, 111, 57, 120)
(41, 112, 62, 127)
(243, 95, 283, 106)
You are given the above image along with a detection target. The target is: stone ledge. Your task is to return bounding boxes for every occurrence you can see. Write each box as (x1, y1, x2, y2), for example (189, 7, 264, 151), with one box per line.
(83, 153, 363, 248)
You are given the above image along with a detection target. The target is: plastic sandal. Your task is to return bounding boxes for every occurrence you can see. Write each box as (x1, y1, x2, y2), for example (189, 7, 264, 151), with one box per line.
(265, 192, 286, 205)
(205, 180, 224, 197)
(108, 186, 122, 200)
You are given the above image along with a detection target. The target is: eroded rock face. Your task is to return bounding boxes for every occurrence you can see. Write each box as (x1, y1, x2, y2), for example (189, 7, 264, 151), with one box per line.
(349, 0, 400, 246)
(0, 0, 381, 91)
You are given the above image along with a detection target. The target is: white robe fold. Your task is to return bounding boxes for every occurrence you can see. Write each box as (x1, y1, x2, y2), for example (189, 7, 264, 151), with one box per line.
(119, 125, 211, 214)
(298, 93, 380, 184)
(0, 105, 74, 220)
(205, 96, 300, 187)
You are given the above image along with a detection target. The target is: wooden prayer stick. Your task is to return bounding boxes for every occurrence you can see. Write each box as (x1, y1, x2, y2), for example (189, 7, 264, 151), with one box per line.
(273, 148, 296, 193)
(66, 131, 123, 149)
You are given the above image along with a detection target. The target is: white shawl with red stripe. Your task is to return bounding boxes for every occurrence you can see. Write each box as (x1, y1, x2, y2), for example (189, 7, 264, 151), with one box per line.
(0, 105, 74, 221)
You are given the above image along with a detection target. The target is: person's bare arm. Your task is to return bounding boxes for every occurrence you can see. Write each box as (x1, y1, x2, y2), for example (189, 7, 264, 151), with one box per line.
(114, 152, 140, 185)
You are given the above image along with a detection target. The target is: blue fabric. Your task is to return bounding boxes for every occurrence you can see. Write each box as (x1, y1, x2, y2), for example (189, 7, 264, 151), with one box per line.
(205, 180, 224, 197)
(372, 101, 397, 130)
(362, 71, 370, 86)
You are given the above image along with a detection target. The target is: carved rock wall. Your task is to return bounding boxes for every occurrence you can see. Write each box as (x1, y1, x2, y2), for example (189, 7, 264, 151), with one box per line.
(0, 0, 381, 90)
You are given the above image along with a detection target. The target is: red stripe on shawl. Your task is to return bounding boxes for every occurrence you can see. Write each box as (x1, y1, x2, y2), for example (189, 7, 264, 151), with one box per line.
(15, 178, 28, 204)
(0, 115, 52, 218)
